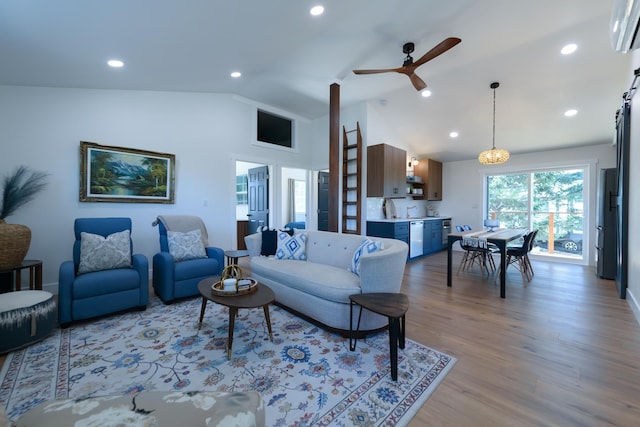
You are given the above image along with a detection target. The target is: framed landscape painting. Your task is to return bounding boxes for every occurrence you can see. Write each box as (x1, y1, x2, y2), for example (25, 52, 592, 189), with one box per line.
(80, 141, 175, 203)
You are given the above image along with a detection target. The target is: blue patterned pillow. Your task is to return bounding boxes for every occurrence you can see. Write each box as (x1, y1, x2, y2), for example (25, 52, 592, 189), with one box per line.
(78, 230, 132, 274)
(167, 229, 207, 261)
(351, 239, 383, 275)
(276, 232, 307, 260)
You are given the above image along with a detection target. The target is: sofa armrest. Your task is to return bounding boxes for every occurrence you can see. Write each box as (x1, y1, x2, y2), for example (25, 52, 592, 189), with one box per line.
(153, 252, 176, 301)
(132, 253, 149, 306)
(245, 233, 262, 257)
(57, 260, 76, 325)
(358, 239, 408, 294)
(206, 246, 225, 270)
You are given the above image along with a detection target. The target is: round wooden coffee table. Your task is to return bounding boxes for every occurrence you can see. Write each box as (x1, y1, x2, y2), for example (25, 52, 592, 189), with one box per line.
(197, 278, 275, 360)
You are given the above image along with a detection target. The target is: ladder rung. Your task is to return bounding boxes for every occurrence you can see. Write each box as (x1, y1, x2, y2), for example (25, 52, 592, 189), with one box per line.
(344, 144, 358, 149)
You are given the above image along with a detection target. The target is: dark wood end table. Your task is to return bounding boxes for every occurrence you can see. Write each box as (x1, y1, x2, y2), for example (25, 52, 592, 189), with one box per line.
(197, 278, 275, 360)
(349, 292, 409, 381)
(0, 260, 43, 292)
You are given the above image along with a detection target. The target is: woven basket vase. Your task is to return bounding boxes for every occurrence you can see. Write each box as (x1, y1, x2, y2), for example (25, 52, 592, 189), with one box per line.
(0, 219, 31, 268)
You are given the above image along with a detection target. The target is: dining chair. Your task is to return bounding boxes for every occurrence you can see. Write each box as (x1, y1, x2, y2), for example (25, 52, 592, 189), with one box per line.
(499, 230, 537, 285)
(458, 236, 498, 276)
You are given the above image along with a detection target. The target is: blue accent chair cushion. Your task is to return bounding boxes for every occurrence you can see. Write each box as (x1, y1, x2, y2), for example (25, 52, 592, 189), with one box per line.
(58, 218, 149, 326)
(153, 221, 224, 303)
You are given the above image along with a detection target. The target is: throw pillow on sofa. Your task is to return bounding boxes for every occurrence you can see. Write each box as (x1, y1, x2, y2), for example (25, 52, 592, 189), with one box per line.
(78, 230, 132, 274)
(276, 231, 307, 260)
(351, 238, 383, 275)
(259, 227, 293, 256)
(167, 229, 207, 261)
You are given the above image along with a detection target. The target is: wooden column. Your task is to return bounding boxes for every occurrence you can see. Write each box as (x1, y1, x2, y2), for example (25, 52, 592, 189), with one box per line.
(329, 83, 340, 232)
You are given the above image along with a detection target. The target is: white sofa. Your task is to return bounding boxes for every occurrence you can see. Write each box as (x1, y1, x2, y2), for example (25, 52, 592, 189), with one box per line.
(244, 230, 408, 334)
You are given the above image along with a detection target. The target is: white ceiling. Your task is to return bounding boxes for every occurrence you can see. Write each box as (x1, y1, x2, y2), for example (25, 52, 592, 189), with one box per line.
(0, 0, 633, 162)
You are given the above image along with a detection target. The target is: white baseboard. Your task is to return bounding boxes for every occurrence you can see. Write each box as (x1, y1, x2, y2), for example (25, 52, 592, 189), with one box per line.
(627, 288, 640, 326)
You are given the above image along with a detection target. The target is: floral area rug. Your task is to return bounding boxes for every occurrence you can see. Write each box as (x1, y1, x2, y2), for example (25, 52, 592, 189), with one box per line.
(0, 295, 456, 426)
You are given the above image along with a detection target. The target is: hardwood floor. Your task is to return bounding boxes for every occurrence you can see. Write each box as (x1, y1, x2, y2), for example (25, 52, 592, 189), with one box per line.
(404, 251, 640, 427)
(2, 251, 639, 426)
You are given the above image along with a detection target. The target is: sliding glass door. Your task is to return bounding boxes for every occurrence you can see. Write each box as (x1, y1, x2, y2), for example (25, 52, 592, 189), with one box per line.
(487, 168, 585, 261)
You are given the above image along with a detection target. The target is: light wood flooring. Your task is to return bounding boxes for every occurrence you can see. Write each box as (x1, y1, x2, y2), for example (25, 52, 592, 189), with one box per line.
(2, 251, 639, 426)
(404, 251, 640, 427)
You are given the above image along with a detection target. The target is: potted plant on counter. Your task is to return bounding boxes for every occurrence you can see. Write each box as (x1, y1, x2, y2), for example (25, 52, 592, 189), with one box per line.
(0, 166, 48, 267)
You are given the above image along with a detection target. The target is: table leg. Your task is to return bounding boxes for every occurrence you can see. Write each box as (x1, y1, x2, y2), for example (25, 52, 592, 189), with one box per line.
(349, 301, 363, 352)
(227, 307, 238, 360)
(198, 297, 208, 330)
(498, 241, 507, 298)
(389, 317, 400, 381)
(262, 305, 273, 341)
(399, 314, 406, 350)
(35, 264, 42, 290)
(15, 269, 21, 291)
(447, 237, 455, 287)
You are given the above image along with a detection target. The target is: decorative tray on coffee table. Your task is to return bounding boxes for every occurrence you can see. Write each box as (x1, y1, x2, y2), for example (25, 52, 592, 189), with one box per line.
(211, 278, 258, 296)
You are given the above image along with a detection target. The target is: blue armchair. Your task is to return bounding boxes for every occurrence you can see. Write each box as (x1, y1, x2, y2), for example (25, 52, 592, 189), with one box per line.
(152, 217, 224, 304)
(58, 218, 149, 326)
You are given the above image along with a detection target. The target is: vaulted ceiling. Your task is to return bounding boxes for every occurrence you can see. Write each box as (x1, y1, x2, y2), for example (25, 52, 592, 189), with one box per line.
(0, 0, 632, 161)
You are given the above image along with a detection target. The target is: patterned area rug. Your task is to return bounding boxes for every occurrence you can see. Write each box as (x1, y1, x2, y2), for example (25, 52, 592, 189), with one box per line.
(0, 295, 456, 426)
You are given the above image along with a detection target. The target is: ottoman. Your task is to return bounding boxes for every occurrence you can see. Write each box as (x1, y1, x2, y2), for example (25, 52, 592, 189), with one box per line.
(0, 290, 56, 354)
(15, 391, 265, 427)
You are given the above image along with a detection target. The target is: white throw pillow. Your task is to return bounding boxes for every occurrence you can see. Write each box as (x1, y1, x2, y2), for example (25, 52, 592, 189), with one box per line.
(276, 231, 307, 260)
(167, 229, 207, 261)
(351, 238, 383, 276)
(78, 230, 132, 274)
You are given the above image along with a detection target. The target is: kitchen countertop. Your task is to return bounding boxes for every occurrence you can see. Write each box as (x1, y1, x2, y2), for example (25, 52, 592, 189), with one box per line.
(368, 217, 451, 223)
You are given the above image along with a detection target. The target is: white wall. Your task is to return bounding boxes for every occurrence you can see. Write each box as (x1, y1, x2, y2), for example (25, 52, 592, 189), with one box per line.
(626, 51, 640, 320)
(0, 86, 314, 290)
(440, 143, 616, 265)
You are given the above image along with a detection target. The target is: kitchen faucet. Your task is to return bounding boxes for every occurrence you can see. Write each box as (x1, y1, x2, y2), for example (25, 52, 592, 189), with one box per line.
(407, 205, 416, 218)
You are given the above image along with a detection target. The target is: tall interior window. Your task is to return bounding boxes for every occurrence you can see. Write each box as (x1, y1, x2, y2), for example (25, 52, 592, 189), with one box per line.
(487, 168, 585, 261)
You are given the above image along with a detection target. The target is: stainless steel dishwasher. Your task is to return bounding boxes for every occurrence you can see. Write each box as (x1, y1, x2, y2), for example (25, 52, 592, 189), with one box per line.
(410, 220, 424, 258)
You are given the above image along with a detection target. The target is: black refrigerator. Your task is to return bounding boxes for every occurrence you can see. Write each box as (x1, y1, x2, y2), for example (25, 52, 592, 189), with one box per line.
(595, 168, 617, 280)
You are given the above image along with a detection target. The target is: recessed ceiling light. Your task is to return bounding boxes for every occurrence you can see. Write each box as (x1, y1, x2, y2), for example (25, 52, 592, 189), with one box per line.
(564, 109, 578, 117)
(230, 71, 242, 78)
(107, 59, 124, 68)
(310, 5, 324, 16)
(421, 89, 432, 97)
(561, 43, 577, 55)
(449, 131, 459, 138)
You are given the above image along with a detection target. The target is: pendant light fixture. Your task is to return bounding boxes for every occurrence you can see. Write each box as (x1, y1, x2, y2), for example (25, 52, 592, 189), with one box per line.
(478, 82, 510, 165)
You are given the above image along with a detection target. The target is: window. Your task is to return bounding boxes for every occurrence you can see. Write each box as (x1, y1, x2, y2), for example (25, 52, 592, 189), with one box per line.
(487, 168, 585, 260)
(236, 175, 248, 205)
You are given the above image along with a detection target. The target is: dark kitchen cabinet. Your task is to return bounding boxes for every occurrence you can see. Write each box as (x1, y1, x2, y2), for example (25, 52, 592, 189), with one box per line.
(367, 221, 409, 246)
(423, 219, 443, 255)
(414, 158, 443, 201)
(367, 144, 407, 198)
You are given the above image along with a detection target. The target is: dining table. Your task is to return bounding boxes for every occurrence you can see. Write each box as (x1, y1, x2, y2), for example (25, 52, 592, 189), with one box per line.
(447, 228, 528, 298)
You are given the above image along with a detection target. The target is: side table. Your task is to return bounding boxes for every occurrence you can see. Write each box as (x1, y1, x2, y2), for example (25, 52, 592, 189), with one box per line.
(224, 249, 250, 266)
(349, 292, 409, 381)
(197, 278, 275, 360)
(0, 260, 43, 292)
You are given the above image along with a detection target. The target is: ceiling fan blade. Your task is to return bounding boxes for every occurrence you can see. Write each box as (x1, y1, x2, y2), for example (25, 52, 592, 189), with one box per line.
(412, 37, 462, 68)
(408, 73, 427, 91)
(353, 67, 402, 75)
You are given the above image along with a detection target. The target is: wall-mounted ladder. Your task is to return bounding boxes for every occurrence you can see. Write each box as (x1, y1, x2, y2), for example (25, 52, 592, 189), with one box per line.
(342, 122, 362, 234)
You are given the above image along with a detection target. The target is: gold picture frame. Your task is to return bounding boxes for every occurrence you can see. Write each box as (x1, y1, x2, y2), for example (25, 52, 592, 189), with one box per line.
(80, 141, 175, 203)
